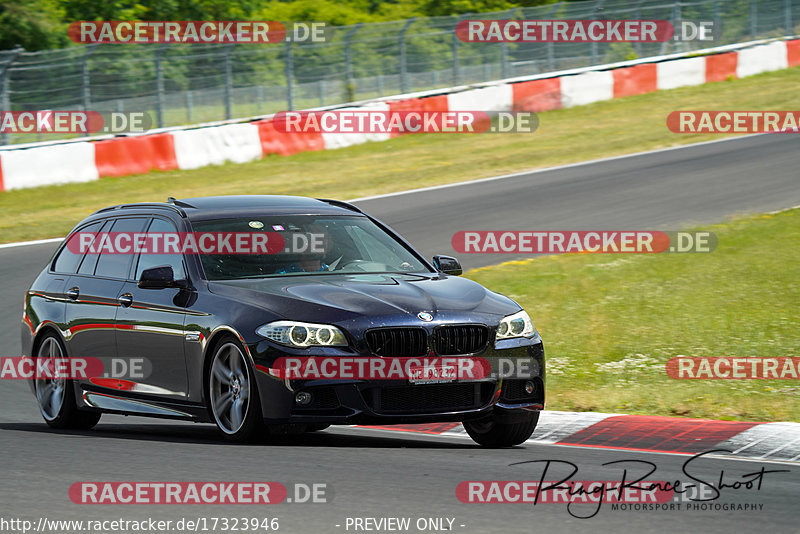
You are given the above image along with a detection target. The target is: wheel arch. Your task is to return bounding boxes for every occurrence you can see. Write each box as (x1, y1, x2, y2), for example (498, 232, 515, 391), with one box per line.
(31, 322, 68, 354)
(26, 323, 68, 395)
(200, 326, 255, 408)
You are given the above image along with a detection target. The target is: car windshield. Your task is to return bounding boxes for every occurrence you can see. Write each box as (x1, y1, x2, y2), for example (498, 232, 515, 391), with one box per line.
(191, 215, 431, 280)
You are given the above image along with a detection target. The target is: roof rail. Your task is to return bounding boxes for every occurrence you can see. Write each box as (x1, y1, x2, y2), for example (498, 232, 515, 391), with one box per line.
(92, 202, 188, 217)
(316, 198, 363, 213)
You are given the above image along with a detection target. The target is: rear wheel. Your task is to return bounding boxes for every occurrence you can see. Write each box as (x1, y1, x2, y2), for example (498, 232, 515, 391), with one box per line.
(463, 412, 539, 448)
(208, 338, 263, 442)
(35, 333, 101, 430)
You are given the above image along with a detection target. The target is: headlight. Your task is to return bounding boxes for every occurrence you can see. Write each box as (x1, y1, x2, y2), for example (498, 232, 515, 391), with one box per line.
(256, 321, 348, 347)
(495, 310, 536, 340)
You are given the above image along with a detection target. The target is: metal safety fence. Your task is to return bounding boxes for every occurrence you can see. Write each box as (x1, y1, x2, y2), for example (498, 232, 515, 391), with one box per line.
(0, 0, 798, 144)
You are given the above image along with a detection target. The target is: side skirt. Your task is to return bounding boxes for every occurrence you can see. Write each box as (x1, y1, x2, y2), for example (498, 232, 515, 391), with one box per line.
(79, 386, 210, 422)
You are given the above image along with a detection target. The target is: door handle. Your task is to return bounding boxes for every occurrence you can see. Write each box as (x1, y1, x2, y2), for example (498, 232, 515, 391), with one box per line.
(118, 293, 133, 307)
(66, 287, 79, 301)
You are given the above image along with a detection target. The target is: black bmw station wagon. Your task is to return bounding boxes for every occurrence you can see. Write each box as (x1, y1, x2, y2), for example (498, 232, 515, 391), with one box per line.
(21, 196, 545, 447)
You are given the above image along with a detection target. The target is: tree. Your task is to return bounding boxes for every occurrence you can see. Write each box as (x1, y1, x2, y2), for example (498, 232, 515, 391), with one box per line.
(0, 0, 69, 50)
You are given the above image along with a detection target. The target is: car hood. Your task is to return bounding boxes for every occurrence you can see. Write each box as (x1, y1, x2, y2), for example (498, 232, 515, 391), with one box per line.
(207, 273, 519, 323)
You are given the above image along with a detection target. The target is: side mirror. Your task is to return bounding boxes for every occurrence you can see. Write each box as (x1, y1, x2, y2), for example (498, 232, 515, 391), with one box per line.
(138, 265, 185, 289)
(432, 255, 462, 276)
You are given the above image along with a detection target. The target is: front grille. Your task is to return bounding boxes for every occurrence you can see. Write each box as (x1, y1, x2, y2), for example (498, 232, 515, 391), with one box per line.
(365, 328, 427, 357)
(433, 325, 489, 355)
(365, 382, 492, 413)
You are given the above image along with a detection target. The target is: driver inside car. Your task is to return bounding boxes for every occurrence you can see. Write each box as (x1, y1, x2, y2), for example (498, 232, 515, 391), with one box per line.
(276, 225, 336, 273)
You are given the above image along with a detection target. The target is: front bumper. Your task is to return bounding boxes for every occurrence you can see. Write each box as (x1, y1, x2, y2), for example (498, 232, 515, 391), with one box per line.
(250, 340, 545, 425)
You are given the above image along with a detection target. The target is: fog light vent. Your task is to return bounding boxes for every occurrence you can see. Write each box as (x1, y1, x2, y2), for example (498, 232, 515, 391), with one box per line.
(295, 391, 312, 406)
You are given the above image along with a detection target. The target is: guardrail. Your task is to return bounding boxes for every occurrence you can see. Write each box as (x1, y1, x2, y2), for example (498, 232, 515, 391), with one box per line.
(0, 0, 798, 145)
(0, 36, 795, 192)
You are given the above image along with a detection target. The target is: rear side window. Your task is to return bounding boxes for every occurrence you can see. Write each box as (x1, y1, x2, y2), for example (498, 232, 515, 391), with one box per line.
(77, 220, 112, 275)
(52, 221, 104, 274)
(94, 217, 149, 279)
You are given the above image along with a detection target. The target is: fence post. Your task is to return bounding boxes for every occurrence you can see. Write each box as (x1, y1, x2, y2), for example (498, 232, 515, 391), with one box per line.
(590, 0, 606, 64)
(660, 1, 678, 55)
(0, 47, 23, 146)
(545, 3, 561, 71)
(224, 44, 234, 120)
(453, 14, 470, 85)
(155, 44, 166, 128)
(82, 44, 97, 136)
(675, 2, 684, 52)
(399, 18, 415, 93)
(500, 39, 508, 79)
(185, 90, 192, 123)
(785, 0, 792, 33)
(633, 0, 645, 58)
(501, 9, 519, 79)
(285, 39, 294, 111)
(344, 24, 362, 102)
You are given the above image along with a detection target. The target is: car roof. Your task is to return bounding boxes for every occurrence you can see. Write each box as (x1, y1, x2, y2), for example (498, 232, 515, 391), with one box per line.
(90, 195, 364, 222)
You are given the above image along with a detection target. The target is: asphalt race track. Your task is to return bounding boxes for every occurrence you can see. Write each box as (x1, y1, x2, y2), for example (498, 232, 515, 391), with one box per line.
(1, 134, 798, 533)
(355, 134, 800, 269)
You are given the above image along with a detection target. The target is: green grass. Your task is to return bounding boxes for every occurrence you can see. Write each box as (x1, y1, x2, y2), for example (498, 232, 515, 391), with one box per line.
(1, 66, 799, 243)
(464, 208, 800, 422)
(2, 68, 797, 423)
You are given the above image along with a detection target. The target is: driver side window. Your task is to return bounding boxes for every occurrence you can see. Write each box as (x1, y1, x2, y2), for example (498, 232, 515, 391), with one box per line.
(134, 218, 187, 281)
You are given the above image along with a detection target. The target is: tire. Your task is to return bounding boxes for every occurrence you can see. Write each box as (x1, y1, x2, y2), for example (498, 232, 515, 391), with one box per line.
(463, 412, 539, 448)
(207, 337, 263, 442)
(34, 333, 101, 430)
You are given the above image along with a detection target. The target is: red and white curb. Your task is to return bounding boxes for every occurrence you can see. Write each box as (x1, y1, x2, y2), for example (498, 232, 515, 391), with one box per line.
(2, 134, 788, 250)
(716, 422, 800, 462)
(0, 37, 798, 192)
(360, 411, 800, 462)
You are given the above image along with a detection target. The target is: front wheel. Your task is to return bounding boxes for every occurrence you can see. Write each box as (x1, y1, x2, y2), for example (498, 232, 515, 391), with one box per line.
(35, 333, 101, 430)
(208, 338, 263, 442)
(463, 412, 539, 448)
